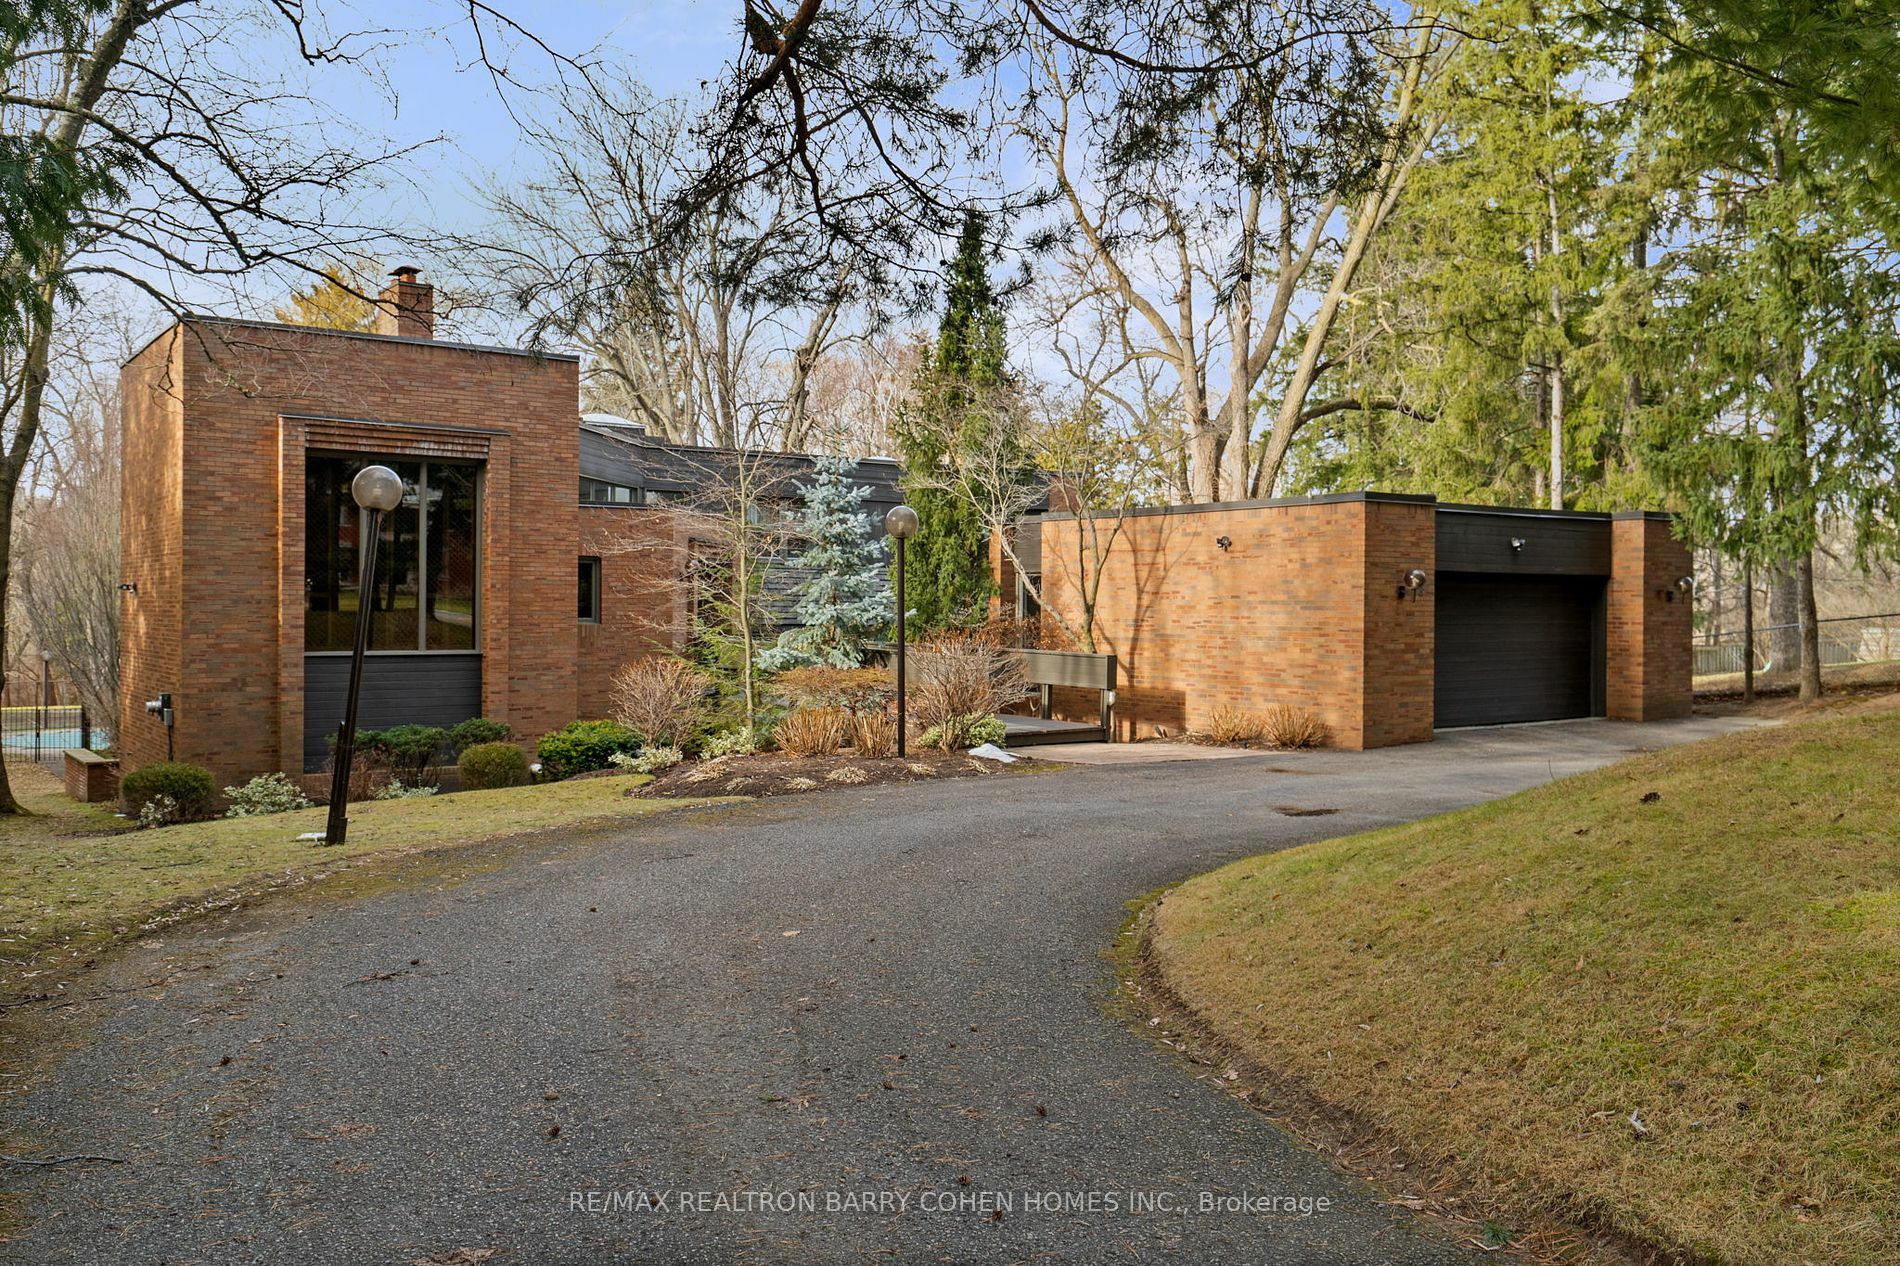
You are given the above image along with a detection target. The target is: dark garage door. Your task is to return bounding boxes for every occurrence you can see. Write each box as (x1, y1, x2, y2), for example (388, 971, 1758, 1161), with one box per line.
(1434, 573, 1605, 728)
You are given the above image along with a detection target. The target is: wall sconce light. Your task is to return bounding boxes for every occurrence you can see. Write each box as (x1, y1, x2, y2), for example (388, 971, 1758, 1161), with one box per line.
(1509, 537, 1527, 553)
(1676, 575, 1693, 595)
(1215, 535, 1232, 552)
(118, 581, 138, 594)
(1398, 568, 1428, 599)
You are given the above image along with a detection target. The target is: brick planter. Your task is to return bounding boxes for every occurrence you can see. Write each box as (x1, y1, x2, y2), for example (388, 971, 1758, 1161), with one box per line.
(63, 749, 120, 804)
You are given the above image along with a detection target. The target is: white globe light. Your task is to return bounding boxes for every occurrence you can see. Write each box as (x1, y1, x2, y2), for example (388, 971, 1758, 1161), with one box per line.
(351, 464, 405, 513)
(884, 504, 920, 539)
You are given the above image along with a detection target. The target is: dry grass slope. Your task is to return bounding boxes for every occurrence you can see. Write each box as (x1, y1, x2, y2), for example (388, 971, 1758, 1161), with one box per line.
(1151, 706, 1900, 1265)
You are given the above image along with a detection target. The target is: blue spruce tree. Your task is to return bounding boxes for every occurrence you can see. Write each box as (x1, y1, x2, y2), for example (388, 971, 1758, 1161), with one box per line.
(757, 456, 895, 671)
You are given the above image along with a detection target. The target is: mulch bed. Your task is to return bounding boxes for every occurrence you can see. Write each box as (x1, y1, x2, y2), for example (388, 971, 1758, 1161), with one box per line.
(629, 749, 1034, 799)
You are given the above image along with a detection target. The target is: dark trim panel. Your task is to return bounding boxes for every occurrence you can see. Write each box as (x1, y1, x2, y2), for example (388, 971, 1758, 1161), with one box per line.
(302, 653, 483, 771)
(1435, 509, 1611, 576)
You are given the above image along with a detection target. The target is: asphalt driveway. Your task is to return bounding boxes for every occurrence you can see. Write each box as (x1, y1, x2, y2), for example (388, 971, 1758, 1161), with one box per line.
(2, 716, 1758, 1265)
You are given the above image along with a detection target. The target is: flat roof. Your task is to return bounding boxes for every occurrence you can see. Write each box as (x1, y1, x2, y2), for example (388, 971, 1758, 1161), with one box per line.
(1026, 492, 1670, 525)
(123, 313, 581, 367)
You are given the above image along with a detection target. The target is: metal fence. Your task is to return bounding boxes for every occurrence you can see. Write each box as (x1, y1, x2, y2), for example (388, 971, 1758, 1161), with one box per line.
(0, 705, 96, 772)
(1694, 612, 1900, 678)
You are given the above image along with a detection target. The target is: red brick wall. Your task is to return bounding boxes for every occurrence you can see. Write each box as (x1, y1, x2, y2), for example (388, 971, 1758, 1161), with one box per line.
(1360, 499, 1437, 746)
(577, 506, 691, 703)
(117, 335, 185, 772)
(1029, 497, 1434, 749)
(1607, 514, 1694, 720)
(118, 319, 580, 785)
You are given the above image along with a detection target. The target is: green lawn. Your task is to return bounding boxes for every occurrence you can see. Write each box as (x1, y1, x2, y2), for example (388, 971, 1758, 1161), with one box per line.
(0, 765, 719, 978)
(1150, 706, 1900, 1265)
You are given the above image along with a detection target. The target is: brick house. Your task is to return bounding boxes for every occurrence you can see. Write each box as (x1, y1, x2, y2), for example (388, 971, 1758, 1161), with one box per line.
(117, 271, 897, 786)
(997, 492, 1693, 749)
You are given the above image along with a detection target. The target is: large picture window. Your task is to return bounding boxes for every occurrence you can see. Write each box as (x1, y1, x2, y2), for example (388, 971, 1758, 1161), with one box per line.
(305, 453, 481, 652)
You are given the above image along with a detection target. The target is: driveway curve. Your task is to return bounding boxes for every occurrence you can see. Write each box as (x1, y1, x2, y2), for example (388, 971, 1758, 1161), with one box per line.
(3, 717, 1754, 1265)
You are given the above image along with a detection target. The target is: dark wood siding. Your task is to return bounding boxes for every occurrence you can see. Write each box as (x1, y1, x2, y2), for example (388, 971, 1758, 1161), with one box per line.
(302, 654, 482, 771)
(1434, 573, 1606, 727)
(1436, 510, 1610, 576)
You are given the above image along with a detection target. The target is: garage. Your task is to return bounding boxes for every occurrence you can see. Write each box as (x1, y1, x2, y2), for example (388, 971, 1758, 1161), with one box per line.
(1433, 508, 1610, 729)
(1434, 573, 1606, 727)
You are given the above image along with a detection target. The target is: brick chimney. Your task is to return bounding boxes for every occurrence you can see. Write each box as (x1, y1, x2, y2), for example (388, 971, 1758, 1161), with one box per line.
(375, 265, 434, 339)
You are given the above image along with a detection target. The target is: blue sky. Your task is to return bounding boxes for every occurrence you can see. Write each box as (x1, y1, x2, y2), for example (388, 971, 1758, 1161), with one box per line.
(306, 2, 734, 239)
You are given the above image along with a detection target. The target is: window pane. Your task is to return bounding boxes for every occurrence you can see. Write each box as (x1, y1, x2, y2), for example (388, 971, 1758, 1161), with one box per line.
(364, 460, 423, 650)
(305, 455, 357, 651)
(579, 556, 601, 622)
(426, 463, 479, 649)
(581, 476, 639, 505)
(303, 454, 422, 650)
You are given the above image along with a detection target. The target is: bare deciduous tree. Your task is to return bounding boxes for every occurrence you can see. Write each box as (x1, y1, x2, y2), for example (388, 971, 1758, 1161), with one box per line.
(477, 79, 885, 452)
(591, 441, 802, 731)
(1015, 8, 1453, 502)
(12, 306, 127, 723)
(0, 0, 434, 812)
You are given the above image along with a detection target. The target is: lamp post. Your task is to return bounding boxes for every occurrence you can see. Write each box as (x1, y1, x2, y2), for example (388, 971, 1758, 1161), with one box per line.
(324, 465, 405, 846)
(884, 504, 919, 757)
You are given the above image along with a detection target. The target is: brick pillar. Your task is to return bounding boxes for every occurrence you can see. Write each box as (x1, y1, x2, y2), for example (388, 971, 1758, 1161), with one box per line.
(1360, 498, 1437, 747)
(1607, 513, 1693, 721)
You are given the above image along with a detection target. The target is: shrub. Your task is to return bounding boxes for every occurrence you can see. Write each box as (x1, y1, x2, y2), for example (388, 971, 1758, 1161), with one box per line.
(223, 772, 313, 818)
(609, 659, 712, 749)
(137, 795, 180, 829)
(1261, 704, 1328, 749)
(968, 613, 1069, 651)
(374, 780, 438, 800)
(965, 716, 1009, 747)
(700, 727, 761, 760)
(908, 635, 1030, 733)
(460, 741, 529, 790)
(121, 761, 216, 822)
(448, 717, 513, 755)
(918, 714, 1009, 751)
(611, 745, 683, 775)
(773, 665, 894, 715)
(536, 719, 640, 779)
(1205, 704, 1267, 746)
(773, 706, 848, 758)
(355, 724, 448, 784)
(849, 712, 896, 758)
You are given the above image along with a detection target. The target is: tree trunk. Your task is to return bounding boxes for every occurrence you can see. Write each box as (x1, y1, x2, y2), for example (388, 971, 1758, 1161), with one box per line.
(1767, 561, 1801, 672)
(1740, 557, 1755, 704)
(0, 297, 58, 815)
(1796, 550, 1822, 701)
(1546, 182, 1565, 510)
(1548, 353, 1565, 510)
(0, 480, 20, 813)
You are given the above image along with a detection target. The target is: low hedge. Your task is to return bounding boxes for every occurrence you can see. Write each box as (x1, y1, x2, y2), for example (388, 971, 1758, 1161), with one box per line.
(460, 741, 530, 790)
(535, 719, 640, 780)
(120, 761, 217, 821)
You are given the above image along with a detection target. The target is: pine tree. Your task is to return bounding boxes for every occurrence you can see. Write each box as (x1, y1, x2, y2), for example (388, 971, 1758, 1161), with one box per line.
(1291, 0, 1648, 511)
(757, 456, 895, 670)
(275, 259, 381, 331)
(893, 211, 1007, 630)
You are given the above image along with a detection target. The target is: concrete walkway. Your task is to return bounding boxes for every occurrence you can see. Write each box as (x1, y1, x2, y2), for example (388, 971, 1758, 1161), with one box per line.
(2, 714, 1761, 1265)
(1026, 738, 1265, 763)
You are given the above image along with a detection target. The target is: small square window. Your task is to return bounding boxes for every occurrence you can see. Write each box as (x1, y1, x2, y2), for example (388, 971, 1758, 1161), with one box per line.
(579, 556, 602, 623)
